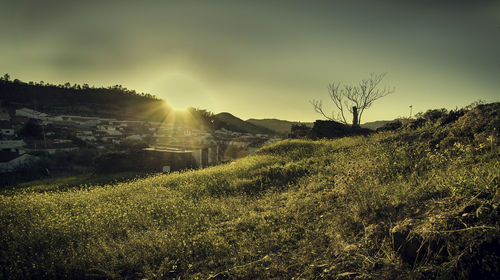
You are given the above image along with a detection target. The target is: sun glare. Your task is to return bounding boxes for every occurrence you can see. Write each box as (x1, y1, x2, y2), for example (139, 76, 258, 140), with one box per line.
(147, 71, 216, 111)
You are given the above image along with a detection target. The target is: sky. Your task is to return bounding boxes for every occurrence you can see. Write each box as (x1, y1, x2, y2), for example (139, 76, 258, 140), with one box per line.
(1, 0, 499, 122)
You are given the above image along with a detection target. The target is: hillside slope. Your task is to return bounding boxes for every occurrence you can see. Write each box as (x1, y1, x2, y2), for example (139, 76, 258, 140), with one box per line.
(215, 112, 276, 135)
(361, 120, 392, 130)
(246, 118, 313, 135)
(0, 77, 230, 129)
(0, 103, 499, 279)
(0, 77, 170, 121)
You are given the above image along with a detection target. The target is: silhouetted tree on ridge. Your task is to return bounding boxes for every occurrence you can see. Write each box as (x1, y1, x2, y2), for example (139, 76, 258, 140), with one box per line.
(310, 73, 394, 127)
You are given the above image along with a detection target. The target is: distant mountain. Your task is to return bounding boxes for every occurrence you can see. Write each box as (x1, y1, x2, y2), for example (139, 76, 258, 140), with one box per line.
(360, 120, 393, 130)
(247, 118, 392, 135)
(246, 119, 313, 135)
(214, 113, 276, 135)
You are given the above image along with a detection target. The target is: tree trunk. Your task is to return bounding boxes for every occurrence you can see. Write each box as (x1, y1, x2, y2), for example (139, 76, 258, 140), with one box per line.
(352, 106, 359, 128)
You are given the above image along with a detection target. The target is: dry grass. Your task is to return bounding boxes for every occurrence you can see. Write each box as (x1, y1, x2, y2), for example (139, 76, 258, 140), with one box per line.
(1, 103, 499, 279)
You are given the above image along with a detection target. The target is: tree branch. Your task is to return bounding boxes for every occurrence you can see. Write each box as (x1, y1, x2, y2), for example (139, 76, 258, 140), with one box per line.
(310, 100, 335, 121)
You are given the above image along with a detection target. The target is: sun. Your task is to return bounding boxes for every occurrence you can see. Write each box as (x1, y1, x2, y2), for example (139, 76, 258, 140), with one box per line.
(147, 71, 216, 111)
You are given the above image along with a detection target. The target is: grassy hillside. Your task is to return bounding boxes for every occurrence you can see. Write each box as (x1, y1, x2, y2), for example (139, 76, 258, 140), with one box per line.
(246, 118, 313, 135)
(0, 104, 498, 279)
(215, 112, 276, 135)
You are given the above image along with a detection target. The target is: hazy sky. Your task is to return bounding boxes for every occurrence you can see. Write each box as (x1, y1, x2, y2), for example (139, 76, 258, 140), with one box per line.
(1, 0, 499, 122)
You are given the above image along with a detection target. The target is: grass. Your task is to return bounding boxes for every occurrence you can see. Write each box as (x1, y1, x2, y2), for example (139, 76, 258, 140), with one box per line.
(0, 172, 154, 194)
(0, 104, 499, 279)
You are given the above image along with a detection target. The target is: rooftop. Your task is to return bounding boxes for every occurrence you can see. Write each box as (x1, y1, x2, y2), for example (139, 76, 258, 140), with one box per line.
(0, 151, 21, 163)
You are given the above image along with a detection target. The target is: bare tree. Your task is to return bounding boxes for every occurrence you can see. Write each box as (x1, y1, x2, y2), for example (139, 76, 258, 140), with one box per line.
(310, 73, 394, 127)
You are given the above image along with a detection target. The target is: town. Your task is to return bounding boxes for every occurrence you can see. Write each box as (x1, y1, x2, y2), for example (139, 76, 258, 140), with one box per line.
(0, 105, 281, 184)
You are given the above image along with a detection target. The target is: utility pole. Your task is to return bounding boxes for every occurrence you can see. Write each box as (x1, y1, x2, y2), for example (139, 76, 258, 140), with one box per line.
(409, 105, 413, 119)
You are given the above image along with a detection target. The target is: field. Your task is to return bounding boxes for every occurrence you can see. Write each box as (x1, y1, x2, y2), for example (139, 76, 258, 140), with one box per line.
(1, 104, 499, 279)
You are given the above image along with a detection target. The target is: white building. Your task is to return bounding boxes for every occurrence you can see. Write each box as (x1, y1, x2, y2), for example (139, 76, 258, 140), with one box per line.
(15, 108, 49, 120)
(76, 131, 97, 142)
(24, 142, 78, 155)
(97, 125, 123, 136)
(0, 152, 39, 172)
(126, 135, 143, 141)
(0, 140, 25, 151)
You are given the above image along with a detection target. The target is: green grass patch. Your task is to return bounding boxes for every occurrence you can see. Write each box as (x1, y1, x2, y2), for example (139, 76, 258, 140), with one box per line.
(1, 104, 499, 279)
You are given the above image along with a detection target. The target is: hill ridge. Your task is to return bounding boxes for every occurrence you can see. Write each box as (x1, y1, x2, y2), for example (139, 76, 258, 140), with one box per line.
(214, 112, 277, 135)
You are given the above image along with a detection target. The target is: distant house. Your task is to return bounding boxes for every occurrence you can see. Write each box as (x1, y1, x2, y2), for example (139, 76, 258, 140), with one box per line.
(146, 143, 219, 169)
(76, 131, 97, 142)
(112, 121, 129, 128)
(125, 135, 143, 141)
(53, 115, 112, 125)
(53, 139, 73, 144)
(0, 151, 39, 172)
(97, 125, 123, 136)
(228, 137, 256, 148)
(214, 128, 232, 136)
(24, 141, 78, 155)
(189, 144, 219, 167)
(15, 108, 49, 120)
(0, 140, 25, 152)
(112, 120, 144, 128)
(100, 136, 122, 144)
